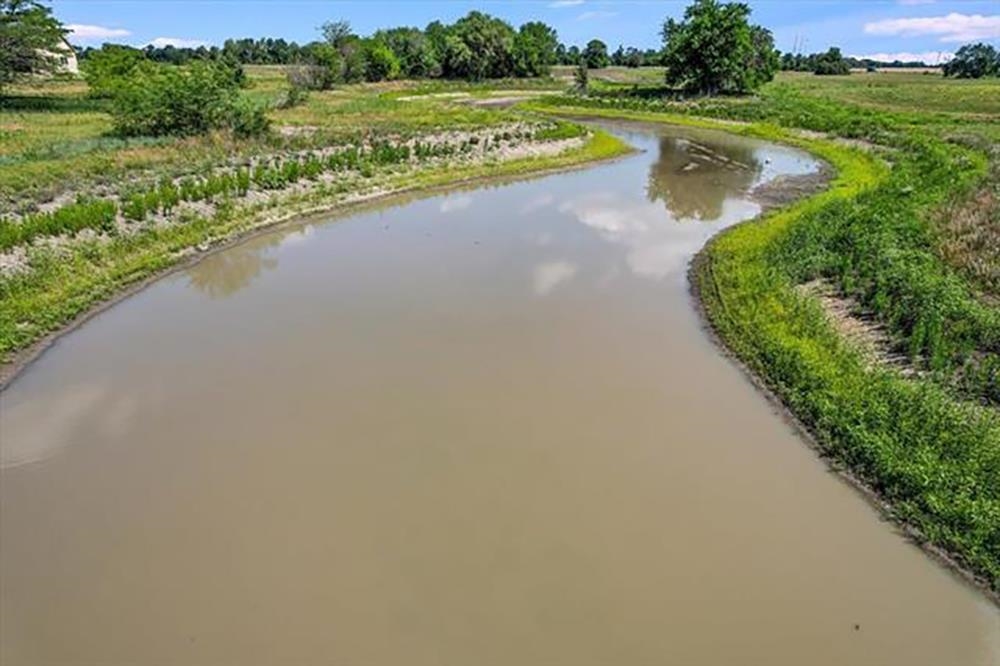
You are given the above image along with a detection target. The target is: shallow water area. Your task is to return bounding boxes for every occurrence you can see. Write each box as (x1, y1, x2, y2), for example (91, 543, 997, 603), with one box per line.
(2, 123, 998, 665)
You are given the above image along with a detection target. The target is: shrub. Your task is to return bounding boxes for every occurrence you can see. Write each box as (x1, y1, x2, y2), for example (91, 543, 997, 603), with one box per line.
(227, 96, 270, 138)
(81, 45, 149, 98)
(110, 61, 268, 138)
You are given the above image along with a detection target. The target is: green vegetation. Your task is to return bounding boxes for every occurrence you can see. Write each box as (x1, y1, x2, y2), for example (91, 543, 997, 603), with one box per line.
(582, 39, 609, 70)
(811, 47, 850, 76)
(0, 0, 67, 92)
(661, 0, 778, 94)
(530, 66, 1000, 593)
(944, 43, 1000, 80)
(110, 60, 268, 137)
(0, 67, 630, 368)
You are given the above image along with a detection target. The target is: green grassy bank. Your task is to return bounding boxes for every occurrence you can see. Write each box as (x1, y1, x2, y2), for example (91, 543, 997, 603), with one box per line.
(527, 82, 1000, 596)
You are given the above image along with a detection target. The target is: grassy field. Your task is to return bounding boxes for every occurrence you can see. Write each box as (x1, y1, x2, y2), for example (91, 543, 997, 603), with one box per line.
(530, 69, 1000, 594)
(0, 71, 558, 207)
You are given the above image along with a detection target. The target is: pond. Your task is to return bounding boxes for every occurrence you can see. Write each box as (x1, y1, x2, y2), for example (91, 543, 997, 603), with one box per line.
(2, 122, 997, 665)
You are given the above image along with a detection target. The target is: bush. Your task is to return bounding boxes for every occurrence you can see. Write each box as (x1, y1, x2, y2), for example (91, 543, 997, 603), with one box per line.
(227, 96, 271, 138)
(286, 64, 330, 92)
(81, 45, 149, 99)
(110, 61, 268, 138)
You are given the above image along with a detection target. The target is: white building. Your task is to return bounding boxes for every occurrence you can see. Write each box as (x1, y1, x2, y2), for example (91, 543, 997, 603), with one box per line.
(39, 38, 79, 75)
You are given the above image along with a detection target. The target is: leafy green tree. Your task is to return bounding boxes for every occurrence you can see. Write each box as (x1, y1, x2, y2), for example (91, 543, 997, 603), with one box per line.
(661, 0, 778, 95)
(373, 26, 438, 78)
(623, 47, 643, 68)
(338, 37, 368, 83)
(442, 33, 474, 79)
(513, 21, 558, 77)
(611, 44, 625, 66)
(813, 46, 850, 75)
(424, 20, 450, 66)
(555, 43, 567, 64)
(447, 11, 516, 80)
(582, 39, 608, 69)
(0, 0, 67, 93)
(746, 25, 779, 85)
(81, 44, 147, 98)
(364, 40, 401, 81)
(943, 43, 999, 79)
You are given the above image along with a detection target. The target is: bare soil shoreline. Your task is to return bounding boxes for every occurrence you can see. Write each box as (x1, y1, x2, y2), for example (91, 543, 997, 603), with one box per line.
(0, 143, 635, 390)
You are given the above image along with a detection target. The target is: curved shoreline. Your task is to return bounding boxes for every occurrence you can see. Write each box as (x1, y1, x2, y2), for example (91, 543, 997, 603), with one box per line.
(0, 135, 635, 391)
(532, 104, 1000, 606)
(688, 249, 1000, 609)
(3, 110, 997, 607)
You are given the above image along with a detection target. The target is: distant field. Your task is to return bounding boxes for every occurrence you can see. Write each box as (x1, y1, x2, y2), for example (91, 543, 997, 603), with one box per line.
(0, 71, 536, 205)
(773, 70, 1000, 116)
(552, 65, 666, 84)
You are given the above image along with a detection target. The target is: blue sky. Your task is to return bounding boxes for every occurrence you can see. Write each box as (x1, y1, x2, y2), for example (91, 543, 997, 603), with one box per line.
(55, 0, 1000, 63)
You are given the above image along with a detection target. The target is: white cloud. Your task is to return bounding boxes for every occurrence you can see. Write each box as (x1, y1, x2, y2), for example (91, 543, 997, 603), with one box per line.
(66, 24, 131, 41)
(864, 13, 1000, 43)
(533, 261, 577, 296)
(147, 37, 209, 49)
(519, 194, 555, 215)
(439, 195, 473, 213)
(849, 51, 953, 64)
(577, 10, 617, 21)
(549, 0, 584, 6)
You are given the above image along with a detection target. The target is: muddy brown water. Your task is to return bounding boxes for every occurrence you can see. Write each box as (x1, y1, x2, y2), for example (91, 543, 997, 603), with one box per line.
(2, 123, 998, 665)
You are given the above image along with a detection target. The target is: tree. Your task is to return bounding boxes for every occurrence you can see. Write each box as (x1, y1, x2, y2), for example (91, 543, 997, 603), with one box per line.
(611, 44, 625, 66)
(943, 43, 999, 79)
(447, 11, 516, 80)
(582, 39, 608, 69)
(338, 37, 368, 83)
(442, 33, 474, 79)
(424, 20, 449, 66)
(813, 47, 850, 75)
(0, 0, 67, 93)
(661, 0, 778, 95)
(513, 21, 558, 77)
(294, 42, 342, 90)
(364, 41, 400, 81)
(623, 47, 643, 68)
(81, 44, 147, 98)
(374, 27, 438, 78)
(321, 20, 354, 49)
(574, 59, 589, 94)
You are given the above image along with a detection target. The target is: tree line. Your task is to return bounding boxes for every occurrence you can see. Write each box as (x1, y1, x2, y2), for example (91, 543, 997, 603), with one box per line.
(77, 34, 663, 72)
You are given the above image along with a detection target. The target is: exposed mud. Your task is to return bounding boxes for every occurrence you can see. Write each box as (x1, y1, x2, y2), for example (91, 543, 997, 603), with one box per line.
(749, 162, 834, 212)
